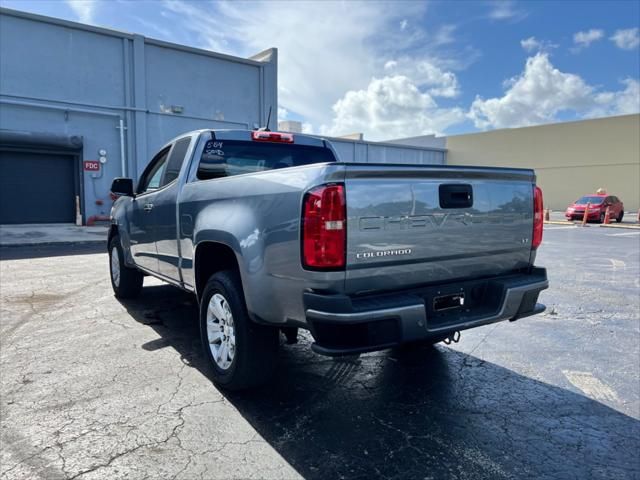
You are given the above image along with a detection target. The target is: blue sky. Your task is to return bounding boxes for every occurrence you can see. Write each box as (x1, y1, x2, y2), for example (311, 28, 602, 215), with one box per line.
(2, 0, 639, 140)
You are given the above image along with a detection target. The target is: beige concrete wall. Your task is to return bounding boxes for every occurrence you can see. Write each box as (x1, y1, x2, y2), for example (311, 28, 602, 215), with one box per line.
(446, 114, 640, 212)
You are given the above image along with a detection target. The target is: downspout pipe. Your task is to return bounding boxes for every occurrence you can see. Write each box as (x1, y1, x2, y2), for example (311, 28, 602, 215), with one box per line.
(118, 118, 127, 177)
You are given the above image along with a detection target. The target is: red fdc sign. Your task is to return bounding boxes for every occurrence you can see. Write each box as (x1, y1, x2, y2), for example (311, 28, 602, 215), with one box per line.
(84, 160, 100, 171)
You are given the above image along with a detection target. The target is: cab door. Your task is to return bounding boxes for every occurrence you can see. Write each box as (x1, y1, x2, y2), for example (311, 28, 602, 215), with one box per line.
(153, 136, 193, 281)
(129, 147, 170, 272)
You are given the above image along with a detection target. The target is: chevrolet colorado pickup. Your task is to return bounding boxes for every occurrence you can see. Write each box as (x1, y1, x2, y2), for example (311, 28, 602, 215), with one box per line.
(109, 129, 548, 390)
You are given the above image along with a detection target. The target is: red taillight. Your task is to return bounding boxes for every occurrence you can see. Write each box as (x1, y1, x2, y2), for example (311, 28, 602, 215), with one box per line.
(252, 131, 294, 143)
(302, 184, 346, 269)
(533, 185, 543, 250)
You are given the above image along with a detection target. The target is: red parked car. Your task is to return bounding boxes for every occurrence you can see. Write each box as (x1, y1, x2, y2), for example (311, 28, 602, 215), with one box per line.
(565, 194, 624, 223)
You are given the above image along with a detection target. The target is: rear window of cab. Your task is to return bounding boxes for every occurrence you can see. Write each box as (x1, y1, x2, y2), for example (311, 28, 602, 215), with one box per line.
(196, 140, 336, 181)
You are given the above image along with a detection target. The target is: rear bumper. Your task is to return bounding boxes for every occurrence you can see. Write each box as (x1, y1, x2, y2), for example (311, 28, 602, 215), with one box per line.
(304, 267, 548, 356)
(566, 211, 601, 220)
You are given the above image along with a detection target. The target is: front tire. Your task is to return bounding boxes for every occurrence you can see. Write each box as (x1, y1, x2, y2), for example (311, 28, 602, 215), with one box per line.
(200, 270, 279, 390)
(616, 211, 624, 223)
(109, 234, 143, 299)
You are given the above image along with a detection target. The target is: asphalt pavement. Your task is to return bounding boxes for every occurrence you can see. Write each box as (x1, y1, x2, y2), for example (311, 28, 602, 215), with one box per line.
(1, 225, 639, 479)
(0, 225, 108, 247)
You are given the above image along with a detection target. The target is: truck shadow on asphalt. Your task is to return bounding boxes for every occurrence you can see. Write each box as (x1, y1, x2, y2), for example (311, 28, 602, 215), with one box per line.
(120, 284, 640, 480)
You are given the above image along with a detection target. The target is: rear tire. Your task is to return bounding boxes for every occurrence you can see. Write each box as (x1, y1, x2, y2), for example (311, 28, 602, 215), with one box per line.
(200, 270, 279, 390)
(109, 234, 143, 299)
(616, 211, 624, 223)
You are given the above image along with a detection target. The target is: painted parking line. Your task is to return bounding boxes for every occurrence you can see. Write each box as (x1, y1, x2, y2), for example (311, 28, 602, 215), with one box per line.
(545, 226, 577, 230)
(606, 231, 640, 237)
(562, 371, 619, 403)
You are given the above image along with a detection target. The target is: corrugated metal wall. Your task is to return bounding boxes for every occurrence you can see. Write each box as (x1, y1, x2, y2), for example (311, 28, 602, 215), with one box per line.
(328, 138, 446, 165)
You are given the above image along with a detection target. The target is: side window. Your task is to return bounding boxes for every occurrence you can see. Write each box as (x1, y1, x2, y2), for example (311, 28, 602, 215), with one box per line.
(138, 148, 170, 194)
(162, 137, 191, 186)
(146, 162, 167, 190)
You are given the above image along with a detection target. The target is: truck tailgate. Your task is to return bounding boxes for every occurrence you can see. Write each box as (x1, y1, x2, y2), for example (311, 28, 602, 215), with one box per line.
(344, 164, 535, 295)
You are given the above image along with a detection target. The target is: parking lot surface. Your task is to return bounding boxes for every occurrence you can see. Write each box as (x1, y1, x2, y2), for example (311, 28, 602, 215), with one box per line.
(1, 225, 639, 480)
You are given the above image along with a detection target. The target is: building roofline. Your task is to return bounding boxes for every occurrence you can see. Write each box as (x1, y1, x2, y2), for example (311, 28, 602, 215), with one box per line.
(144, 37, 267, 67)
(448, 113, 640, 139)
(323, 134, 447, 153)
(387, 133, 441, 142)
(0, 6, 269, 67)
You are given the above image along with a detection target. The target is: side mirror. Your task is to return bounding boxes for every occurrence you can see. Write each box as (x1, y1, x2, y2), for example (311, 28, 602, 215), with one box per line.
(111, 177, 135, 197)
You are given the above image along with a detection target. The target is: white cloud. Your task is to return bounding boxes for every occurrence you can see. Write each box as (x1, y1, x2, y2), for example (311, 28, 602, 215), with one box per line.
(383, 58, 460, 98)
(277, 107, 289, 121)
(592, 78, 640, 116)
(573, 29, 604, 49)
(320, 75, 465, 140)
(610, 28, 640, 50)
(400, 19, 408, 31)
(301, 122, 314, 134)
(66, 0, 96, 23)
(433, 24, 457, 46)
(469, 53, 640, 129)
(615, 79, 640, 114)
(131, 15, 174, 40)
(488, 1, 527, 21)
(520, 36, 557, 53)
(520, 37, 540, 52)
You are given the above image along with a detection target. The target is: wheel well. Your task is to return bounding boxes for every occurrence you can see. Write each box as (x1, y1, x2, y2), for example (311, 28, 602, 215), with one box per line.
(108, 225, 118, 245)
(195, 242, 240, 300)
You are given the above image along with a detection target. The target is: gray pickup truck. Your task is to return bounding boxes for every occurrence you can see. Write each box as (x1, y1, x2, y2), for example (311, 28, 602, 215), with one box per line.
(109, 129, 548, 390)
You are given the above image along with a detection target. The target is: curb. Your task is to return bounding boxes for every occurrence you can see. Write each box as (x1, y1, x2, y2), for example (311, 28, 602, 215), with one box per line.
(544, 221, 640, 229)
(0, 240, 107, 248)
(598, 223, 640, 230)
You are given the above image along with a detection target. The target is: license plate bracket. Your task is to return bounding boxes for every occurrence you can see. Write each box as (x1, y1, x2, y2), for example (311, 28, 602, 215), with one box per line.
(433, 293, 465, 312)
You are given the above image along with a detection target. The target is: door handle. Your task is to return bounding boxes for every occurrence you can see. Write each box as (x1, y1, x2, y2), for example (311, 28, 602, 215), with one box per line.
(143, 203, 154, 212)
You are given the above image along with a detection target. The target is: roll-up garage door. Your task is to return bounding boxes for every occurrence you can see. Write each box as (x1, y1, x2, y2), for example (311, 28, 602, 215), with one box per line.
(0, 150, 76, 224)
